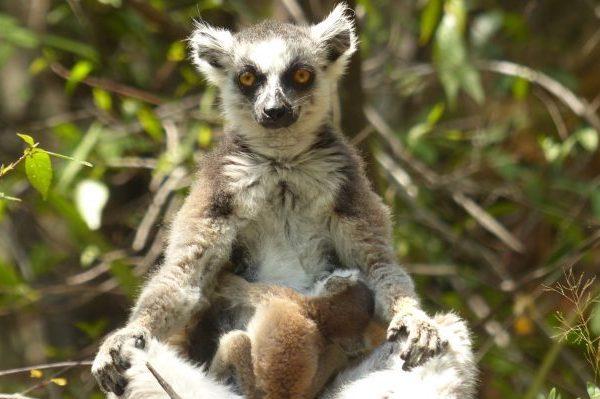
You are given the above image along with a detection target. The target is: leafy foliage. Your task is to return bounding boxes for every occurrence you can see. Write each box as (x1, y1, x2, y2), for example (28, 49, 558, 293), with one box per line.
(0, 0, 599, 398)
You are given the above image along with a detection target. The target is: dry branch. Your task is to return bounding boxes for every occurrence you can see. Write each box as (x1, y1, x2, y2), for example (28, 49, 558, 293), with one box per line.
(366, 105, 526, 256)
(146, 362, 183, 399)
(477, 60, 600, 133)
(50, 63, 163, 105)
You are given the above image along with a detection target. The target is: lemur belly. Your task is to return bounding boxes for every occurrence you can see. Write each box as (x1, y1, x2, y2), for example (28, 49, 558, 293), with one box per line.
(238, 211, 333, 292)
(229, 159, 338, 293)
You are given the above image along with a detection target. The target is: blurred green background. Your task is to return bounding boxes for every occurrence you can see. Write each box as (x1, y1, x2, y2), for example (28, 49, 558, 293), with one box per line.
(0, 0, 599, 398)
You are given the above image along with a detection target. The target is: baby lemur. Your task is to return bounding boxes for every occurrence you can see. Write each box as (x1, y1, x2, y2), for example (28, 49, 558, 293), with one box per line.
(93, 4, 458, 397)
(209, 270, 375, 399)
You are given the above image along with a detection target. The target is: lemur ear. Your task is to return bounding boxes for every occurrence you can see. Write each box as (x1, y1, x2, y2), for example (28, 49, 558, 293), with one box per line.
(310, 3, 357, 76)
(189, 21, 234, 85)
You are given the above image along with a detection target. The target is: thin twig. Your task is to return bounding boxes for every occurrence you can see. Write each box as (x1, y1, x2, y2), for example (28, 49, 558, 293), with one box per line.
(477, 60, 600, 133)
(366, 105, 526, 256)
(50, 63, 163, 105)
(534, 88, 569, 140)
(0, 361, 92, 377)
(133, 167, 187, 251)
(146, 362, 183, 399)
(376, 151, 510, 281)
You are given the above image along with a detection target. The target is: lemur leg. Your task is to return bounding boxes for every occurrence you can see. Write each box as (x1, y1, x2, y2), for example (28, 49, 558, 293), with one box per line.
(308, 344, 349, 399)
(331, 204, 446, 369)
(108, 337, 242, 399)
(93, 182, 238, 395)
(209, 330, 260, 399)
(321, 312, 477, 399)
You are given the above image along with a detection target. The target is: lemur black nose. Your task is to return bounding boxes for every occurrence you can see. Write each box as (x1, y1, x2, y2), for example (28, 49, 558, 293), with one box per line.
(264, 106, 287, 121)
(259, 104, 297, 129)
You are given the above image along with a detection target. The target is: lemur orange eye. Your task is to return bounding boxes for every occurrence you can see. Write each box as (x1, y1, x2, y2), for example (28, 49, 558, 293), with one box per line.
(239, 71, 256, 87)
(293, 68, 312, 85)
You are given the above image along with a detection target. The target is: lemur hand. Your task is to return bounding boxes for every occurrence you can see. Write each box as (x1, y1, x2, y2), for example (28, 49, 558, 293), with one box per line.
(387, 308, 448, 370)
(92, 325, 149, 395)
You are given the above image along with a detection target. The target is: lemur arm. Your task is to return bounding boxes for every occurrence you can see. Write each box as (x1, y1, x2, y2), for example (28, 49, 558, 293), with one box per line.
(330, 179, 447, 369)
(330, 194, 417, 323)
(128, 192, 238, 337)
(92, 173, 237, 395)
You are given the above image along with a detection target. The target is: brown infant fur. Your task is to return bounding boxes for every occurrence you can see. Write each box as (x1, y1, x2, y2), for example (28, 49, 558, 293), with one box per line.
(208, 272, 375, 399)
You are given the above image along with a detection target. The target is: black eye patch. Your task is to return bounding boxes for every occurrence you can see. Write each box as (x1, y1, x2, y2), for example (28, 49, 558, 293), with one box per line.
(235, 64, 265, 97)
(282, 61, 316, 91)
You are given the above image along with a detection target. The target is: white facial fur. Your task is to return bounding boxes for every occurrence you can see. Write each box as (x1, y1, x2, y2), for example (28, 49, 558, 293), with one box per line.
(189, 4, 357, 159)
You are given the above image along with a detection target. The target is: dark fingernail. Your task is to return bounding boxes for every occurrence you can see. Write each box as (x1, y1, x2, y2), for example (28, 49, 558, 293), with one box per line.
(114, 384, 125, 396)
(100, 380, 111, 393)
(114, 377, 128, 396)
(121, 360, 131, 370)
(135, 336, 145, 349)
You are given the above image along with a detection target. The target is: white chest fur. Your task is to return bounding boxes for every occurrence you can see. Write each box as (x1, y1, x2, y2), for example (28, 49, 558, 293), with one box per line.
(223, 149, 346, 292)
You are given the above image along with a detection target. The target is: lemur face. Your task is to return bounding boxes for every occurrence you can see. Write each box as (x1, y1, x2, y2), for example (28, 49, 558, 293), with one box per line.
(189, 4, 356, 141)
(228, 32, 318, 130)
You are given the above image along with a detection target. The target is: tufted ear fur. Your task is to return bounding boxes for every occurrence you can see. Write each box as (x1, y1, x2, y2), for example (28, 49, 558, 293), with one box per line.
(188, 21, 234, 85)
(310, 3, 358, 78)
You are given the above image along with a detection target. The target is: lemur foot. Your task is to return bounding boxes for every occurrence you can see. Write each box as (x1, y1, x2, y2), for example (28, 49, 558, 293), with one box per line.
(92, 325, 149, 395)
(387, 310, 448, 370)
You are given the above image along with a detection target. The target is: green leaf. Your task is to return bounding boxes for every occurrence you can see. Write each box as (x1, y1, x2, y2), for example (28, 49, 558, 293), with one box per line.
(137, 107, 163, 141)
(511, 77, 530, 100)
(29, 57, 48, 75)
(92, 88, 112, 112)
(433, 0, 484, 106)
(41, 34, 99, 62)
(461, 64, 485, 104)
(57, 123, 102, 191)
(420, 0, 442, 45)
(75, 319, 108, 340)
(588, 383, 600, 399)
(591, 189, 600, 221)
(167, 42, 185, 62)
(576, 127, 599, 152)
(66, 60, 94, 94)
(0, 261, 21, 287)
(548, 388, 557, 399)
(0, 14, 40, 48)
(25, 149, 53, 199)
(426, 102, 445, 125)
(197, 123, 213, 148)
(590, 301, 600, 336)
(539, 136, 563, 163)
(17, 133, 36, 147)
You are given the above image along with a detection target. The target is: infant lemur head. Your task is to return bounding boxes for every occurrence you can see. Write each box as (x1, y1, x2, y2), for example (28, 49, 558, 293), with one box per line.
(189, 4, 357, 153)
(309, 270, 374, 346)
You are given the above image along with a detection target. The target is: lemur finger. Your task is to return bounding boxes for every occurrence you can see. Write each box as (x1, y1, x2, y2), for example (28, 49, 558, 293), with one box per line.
(386, 321, 407, 341)
(400, 332, 420, 365)
(97, 364, 128, 395)
(110, 347, 131, 372)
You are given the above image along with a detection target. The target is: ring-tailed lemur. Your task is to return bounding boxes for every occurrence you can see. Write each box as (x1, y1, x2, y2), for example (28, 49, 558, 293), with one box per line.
(92, 4, 477, 398)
